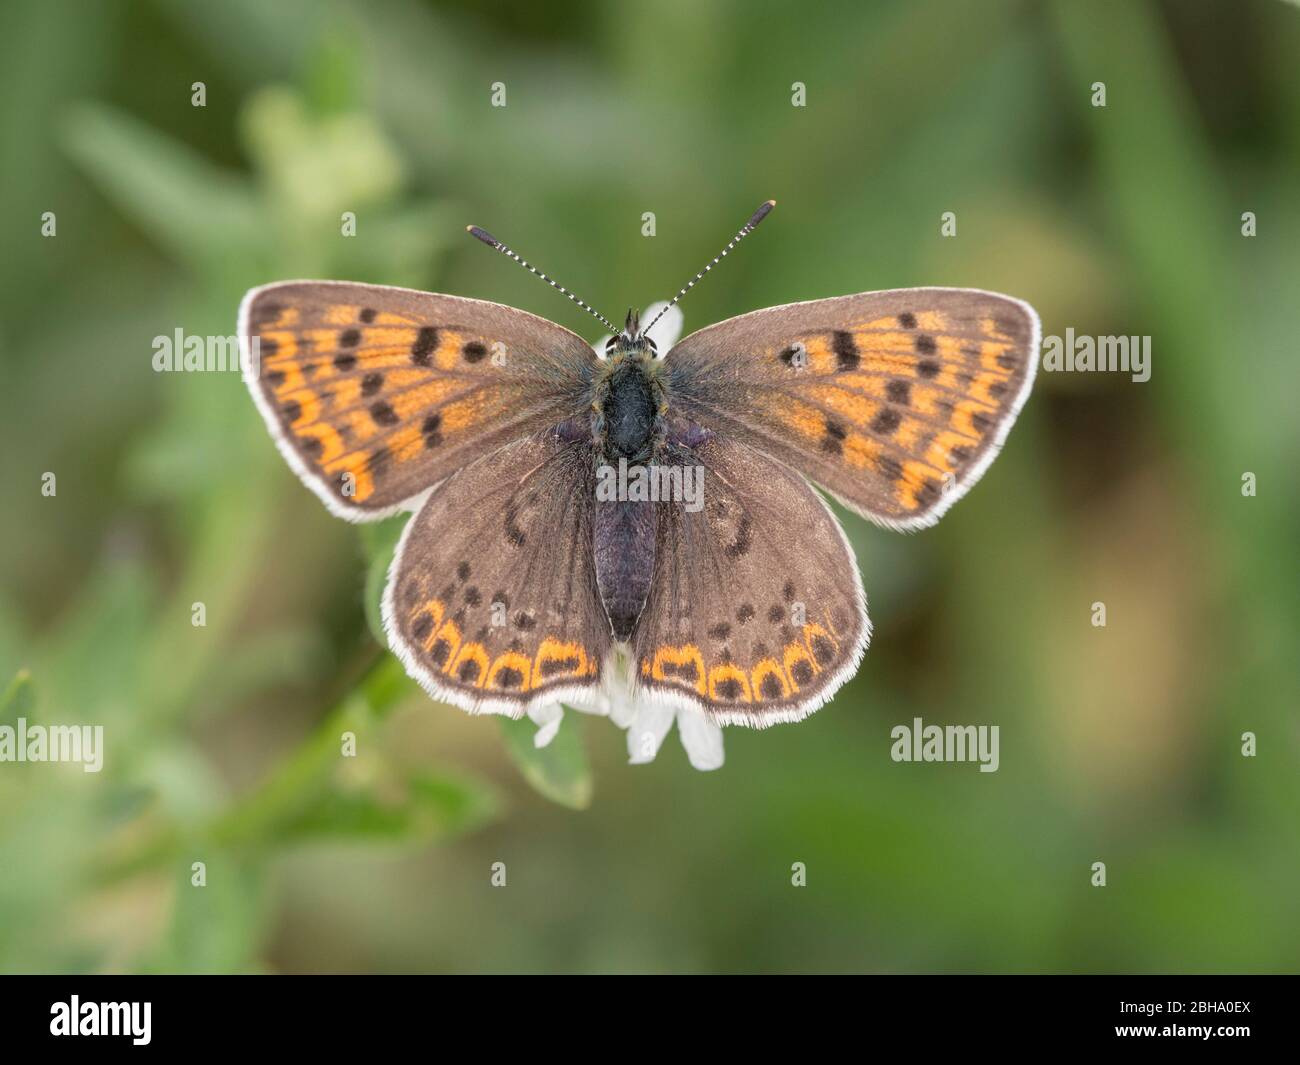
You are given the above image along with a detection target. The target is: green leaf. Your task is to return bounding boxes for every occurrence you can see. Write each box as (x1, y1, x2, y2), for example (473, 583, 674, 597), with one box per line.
(0, 669, 34, 724)
(144, 851, 265, 974)
(275, 767, 499, 843)
(302, 26, 363, 117)
(240, 86, 404, 224)
(499, 712, 594, 810)
(61, 101, 261, 269)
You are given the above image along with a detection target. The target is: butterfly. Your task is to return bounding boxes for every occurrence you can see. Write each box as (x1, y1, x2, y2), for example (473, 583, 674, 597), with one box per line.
(239, 201, 1039, 741)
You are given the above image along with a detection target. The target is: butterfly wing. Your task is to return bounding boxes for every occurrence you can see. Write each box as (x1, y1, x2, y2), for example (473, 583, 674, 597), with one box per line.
(662, 288, 1039, 530)
(383, 428, 610, 716)
(239, 281, 597, 521)
(630, 435, 869, 727)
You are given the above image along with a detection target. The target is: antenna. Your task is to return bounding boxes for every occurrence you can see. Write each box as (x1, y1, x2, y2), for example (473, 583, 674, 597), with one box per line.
(466, 225, 618, 334)
(642, 199, 776, 336)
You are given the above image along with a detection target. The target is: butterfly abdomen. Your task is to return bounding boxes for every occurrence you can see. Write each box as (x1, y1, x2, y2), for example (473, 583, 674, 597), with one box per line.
(593, 498, 656, 640)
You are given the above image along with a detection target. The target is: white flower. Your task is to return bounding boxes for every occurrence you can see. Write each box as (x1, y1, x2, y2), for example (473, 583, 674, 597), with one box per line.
(528, 653, 725, 772)
(526, 299, 725, 771)
(622, 696, 725, 772)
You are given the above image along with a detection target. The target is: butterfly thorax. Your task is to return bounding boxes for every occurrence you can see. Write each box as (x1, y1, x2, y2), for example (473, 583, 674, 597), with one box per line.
(592, 342, 665, 465)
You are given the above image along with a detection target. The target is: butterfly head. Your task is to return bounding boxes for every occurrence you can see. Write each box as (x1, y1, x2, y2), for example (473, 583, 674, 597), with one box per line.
(603, 308, 658, 360)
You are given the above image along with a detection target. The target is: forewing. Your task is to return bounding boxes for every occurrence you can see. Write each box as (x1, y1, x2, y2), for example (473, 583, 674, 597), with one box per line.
(382, 429, 609, 716)
(631, 436, 868, 728)
(239, 281, 596, 520)
(663, 288, 1039, 530)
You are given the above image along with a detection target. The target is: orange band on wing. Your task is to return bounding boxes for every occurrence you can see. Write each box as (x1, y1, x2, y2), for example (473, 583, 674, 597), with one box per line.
(486, 651, 532, 693)
(708, 663, 752, 703)
(647, 644, 707, 695)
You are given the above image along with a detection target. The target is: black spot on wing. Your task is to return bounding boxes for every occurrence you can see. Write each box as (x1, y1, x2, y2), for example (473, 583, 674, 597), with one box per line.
(494, 667, 524, 689)
(832, 330, 859, 371)
(422, 413, 442, 449)
(411, 327, 438, 366)
(810, 635, 835, 666)
(870, 408, 901, 436)
(822, 418, 847, 455)
(411, 612, 434, 642)
(724, 513, 752, 559)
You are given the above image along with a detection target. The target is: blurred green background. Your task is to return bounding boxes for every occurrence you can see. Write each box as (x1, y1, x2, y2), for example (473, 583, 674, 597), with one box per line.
(1, 0, 1297, 974)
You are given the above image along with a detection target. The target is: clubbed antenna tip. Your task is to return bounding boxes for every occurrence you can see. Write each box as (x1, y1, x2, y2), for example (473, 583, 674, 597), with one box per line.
(748, 200, 777, 228)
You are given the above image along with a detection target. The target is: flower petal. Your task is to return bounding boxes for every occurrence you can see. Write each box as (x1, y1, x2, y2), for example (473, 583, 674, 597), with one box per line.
(642, 299, 684, 353)
(526, 702, 564, 749)
(676, 708, 725, 771)
(608, 688, 638, 729)
(626, 702, 675, 764)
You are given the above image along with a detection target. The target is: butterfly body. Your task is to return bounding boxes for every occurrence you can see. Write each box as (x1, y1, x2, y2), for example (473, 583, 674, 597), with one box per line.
(241, 276, 1038, 732)
(593, 347, 661, 463)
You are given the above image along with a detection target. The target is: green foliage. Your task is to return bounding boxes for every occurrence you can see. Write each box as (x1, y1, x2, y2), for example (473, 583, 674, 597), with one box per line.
(499, 714, 594, 811)
(0, 670, 34, 724)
